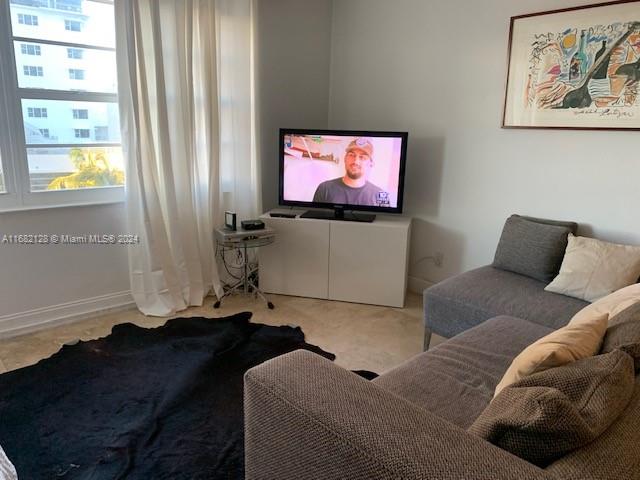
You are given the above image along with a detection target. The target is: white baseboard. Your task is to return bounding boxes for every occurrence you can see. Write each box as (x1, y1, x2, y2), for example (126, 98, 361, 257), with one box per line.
(0, 291, 135, 339)
(407, 275, 434, 294)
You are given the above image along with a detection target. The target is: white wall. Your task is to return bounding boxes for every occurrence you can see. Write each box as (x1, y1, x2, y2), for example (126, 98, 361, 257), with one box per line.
(328, 0, 640, 285)
(0, 203, 131, 330)
(255, 0, 334, 210)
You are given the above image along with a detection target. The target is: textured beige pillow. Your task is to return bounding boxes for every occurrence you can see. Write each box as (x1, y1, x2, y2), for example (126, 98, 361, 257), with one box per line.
(545, 234, 640, 302)
(494, 312, 608, 397)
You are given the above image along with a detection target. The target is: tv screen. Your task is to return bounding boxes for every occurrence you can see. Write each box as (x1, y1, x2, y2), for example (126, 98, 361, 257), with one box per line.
(279, 129, 408, 214)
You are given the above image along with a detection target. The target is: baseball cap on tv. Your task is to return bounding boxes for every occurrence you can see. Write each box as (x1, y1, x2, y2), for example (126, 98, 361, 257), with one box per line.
(345, 137, 374, 158)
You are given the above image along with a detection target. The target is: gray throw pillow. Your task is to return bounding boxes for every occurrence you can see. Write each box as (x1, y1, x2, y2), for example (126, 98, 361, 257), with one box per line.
(468, 347, 638, 467)
(601, 301, 640, 354)
(493, 215, 574, 283)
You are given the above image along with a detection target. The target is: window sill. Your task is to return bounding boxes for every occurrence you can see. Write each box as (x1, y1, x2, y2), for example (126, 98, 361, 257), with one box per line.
(0, 198, 125, 213)
(0, 189, 125, 213)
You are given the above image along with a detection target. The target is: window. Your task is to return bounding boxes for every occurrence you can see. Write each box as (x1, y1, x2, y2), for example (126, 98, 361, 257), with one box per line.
(72, 109, 88, 119)
(64, 19, 81, 32)
(67, 47, 82, 59)
(1, 0, 123, 210)
(23, 65, 43, 76)
(17, 14, 38, 25)
(94, 126, 108, 141)
(11, 0, 48, 7)
(20, 43, 40, 55)
(68, 68, 84, 80)
(53, 0, 82, 12)
(74, 128, 90, 139)
(27, 107, 47, 118)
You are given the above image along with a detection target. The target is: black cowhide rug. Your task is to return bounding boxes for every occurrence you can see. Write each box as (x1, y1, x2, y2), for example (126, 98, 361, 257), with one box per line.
(0, 312, 375, 479)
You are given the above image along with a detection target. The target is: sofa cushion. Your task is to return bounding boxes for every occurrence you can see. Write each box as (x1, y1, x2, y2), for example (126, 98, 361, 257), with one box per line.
(602, 301, 640, 354)
(373, 316, 553, 429)
(493, 215, 574, 283)
(545, 234, 640, 302)
(424, 266, 589, 339)
(470, 347, 637, 467)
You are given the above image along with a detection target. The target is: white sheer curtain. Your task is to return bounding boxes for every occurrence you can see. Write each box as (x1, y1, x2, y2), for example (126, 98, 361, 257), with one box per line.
(115, 0, 260, 316)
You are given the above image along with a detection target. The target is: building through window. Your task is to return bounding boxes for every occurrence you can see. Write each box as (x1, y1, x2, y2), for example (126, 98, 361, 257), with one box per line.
(1, 0, 123, 207)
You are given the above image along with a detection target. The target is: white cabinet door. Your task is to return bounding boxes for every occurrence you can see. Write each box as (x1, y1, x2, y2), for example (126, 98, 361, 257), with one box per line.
(259, 216, 330, 298)
(328, 217, 410, 307)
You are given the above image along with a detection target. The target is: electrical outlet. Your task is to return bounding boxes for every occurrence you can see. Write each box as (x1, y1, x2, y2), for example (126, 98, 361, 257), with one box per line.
(434, 252, 444, 268)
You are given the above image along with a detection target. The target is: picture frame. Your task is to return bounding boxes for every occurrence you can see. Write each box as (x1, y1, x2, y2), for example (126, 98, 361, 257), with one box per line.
(502, 0, 640, 130)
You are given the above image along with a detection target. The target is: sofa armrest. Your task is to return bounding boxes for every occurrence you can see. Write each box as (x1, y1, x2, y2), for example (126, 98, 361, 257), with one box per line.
(244, 350, 556, 480)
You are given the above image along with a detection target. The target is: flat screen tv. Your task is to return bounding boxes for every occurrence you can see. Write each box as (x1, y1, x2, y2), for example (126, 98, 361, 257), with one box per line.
(279, 129, 408, 222)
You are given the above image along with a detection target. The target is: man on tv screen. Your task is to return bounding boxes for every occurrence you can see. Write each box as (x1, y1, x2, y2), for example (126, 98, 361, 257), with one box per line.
(312, 137, 389, 207)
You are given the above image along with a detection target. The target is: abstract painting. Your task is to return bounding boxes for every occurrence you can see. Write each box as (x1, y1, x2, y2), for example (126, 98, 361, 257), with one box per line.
(503, 0, 640, 129)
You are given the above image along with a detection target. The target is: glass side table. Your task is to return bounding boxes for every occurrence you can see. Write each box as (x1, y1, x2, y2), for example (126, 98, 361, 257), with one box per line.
(213, 227, 276, 309)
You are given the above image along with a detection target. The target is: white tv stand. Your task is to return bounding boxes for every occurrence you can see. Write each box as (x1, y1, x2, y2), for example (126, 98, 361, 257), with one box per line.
(259, 210, 412, 307)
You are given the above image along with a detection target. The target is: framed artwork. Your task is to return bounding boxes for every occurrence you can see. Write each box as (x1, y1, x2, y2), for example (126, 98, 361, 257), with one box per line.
(503, 0, 640, 130)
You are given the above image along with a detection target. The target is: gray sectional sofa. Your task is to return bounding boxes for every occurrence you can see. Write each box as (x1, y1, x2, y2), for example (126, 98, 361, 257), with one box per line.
(244, 305, 640, 479)
(423, 215, 588, 348)
(243, 215, 640, 479)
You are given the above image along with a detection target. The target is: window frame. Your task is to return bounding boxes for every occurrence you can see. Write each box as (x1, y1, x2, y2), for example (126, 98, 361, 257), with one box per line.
(68, 67, 84, 80)
(23, 65, 44, 76)
(64, 19, 82, 32)
(17, 13, 38, 26)
(27, 107, 48, 117)
(72, 108, 88, 119)
(67, 47, 82, 59)
(74, 128, 90, 138)
(0, 0, 123, 211)
(20, 43, 40, 55)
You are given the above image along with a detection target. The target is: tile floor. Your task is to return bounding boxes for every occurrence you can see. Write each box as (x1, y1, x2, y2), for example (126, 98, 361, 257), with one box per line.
(0, 292, 444, 375)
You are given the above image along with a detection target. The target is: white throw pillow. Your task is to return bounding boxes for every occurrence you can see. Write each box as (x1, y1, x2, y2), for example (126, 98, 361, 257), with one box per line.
(494, 283, 640, 397)
(545, 234, 640, 302)
(0, 445, 17, 480)
(572, 282, 640, 323)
